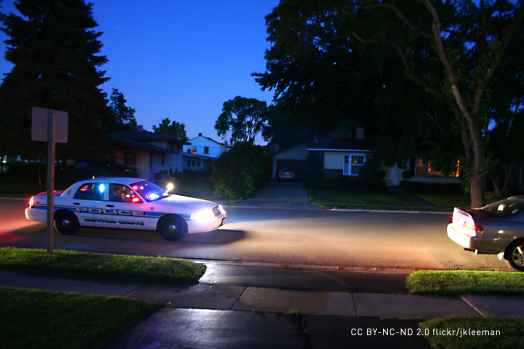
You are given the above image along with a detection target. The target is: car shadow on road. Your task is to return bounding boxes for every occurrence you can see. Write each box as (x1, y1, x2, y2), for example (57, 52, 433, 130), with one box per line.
(183, 229, 246, 245)
(0, 224, 247, 247)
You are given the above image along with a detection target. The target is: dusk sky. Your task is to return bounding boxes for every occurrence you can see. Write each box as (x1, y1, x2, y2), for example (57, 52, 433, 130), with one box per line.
(0, 0, 278, 139)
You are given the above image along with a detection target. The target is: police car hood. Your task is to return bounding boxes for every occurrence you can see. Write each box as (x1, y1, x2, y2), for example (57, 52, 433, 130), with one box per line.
(155, 194, 216, 211)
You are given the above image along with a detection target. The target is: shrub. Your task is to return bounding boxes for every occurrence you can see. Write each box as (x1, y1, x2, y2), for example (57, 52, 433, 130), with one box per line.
(212, 144, 270, 200)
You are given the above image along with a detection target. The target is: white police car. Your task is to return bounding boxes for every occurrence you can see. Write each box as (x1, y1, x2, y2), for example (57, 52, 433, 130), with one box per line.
(25, 177, 227, 241)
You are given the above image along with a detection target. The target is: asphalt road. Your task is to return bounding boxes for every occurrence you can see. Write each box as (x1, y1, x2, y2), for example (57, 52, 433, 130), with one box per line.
(0, 198, 511, 271)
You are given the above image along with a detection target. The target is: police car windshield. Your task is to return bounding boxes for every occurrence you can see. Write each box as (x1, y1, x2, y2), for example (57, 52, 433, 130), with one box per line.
(130, 181, 168, 202)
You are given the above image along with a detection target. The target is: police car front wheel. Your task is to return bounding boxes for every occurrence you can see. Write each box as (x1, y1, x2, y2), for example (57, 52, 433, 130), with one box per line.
(158, 215, 188, 241)
(54, 211, 79, 235)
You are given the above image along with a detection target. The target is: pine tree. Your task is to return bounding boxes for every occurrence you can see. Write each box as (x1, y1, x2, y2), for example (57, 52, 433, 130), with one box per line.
(109, 88, 137, 129)
(0, 0, 112, 159)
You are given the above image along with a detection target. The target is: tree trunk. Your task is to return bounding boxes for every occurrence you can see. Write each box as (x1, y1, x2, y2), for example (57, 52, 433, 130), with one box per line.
(469, 168, 483, 208)
(469, 142, 484, 208)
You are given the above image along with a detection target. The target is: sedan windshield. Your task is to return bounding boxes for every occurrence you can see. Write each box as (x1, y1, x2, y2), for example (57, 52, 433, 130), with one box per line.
(130, 181, 168, 202)
(481, 197, 524, 217)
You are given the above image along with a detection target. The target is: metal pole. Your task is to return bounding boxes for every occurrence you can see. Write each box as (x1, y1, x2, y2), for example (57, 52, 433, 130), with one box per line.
(47, 111, 55, 253)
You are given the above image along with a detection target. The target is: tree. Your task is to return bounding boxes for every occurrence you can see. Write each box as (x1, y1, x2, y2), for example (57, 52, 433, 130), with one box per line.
(0, 0, 113, 160)
(254, 0, 449, 162)
(153, 117, 188, 142)
(109, 88, 137, 129)
(215, 96, 268, 145)
(351, 0, 524, 207)
(256, 0, 524, 208)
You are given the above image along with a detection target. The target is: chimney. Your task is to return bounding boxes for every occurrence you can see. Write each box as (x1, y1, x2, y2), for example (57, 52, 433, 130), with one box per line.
(198, 132, 203, 137)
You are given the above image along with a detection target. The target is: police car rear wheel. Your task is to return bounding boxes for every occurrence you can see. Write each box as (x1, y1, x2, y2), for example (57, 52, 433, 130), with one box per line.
(158, 216, 187, 241)
(54, 211, 79, 235)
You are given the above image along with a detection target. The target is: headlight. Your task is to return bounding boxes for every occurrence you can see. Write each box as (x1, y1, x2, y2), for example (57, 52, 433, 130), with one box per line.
(218, 204, 226, 216)
(191, 208, 216, 223)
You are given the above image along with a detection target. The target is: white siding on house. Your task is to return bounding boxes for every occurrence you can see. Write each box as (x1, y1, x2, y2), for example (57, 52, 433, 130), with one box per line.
(324, 152, 345, 170)
(183, 135, 227, 159)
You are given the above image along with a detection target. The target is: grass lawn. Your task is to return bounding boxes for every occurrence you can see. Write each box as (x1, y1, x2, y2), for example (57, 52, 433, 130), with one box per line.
(0, 247, 206, 284)
(0, 287, 158, 349)
(407, 270, 524, 295)
(309, 188, 438, 210)
(416, 193, 470, 210)
(420, 318, 524, 349)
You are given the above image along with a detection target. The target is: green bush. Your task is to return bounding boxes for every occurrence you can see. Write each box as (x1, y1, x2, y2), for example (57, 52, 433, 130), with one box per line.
(212, 144, 270, 200)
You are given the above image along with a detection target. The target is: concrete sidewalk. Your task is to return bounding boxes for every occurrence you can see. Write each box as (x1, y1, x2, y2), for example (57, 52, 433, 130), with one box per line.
(2, 270, 523, 319)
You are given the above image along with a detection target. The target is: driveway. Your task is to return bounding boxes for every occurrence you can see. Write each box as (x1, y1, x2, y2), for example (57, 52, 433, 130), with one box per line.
(238, 182, 317, 210)
(0, 198, 511, 271)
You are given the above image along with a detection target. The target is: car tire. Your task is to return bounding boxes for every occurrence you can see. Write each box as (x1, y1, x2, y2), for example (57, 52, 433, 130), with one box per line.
(158, 215, 188, 241)
(54, 211, 79, 235)
(506, 239, 524, 271)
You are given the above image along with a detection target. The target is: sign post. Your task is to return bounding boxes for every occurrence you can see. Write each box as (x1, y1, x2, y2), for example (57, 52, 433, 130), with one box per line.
(32, 107, 68, 254)
(46, 111, 56, 253)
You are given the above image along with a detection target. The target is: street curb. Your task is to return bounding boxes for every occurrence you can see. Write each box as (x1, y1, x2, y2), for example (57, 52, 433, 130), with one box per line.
(330, 208, 449, 215)
(191, 258, 416, 274)
(0, 196, 27, 201)
(225, 204, 449, 214)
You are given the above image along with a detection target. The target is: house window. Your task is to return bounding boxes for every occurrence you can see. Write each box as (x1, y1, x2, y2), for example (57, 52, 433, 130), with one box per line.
(123, 152, 136, 167)
(350, 154, 366, 175)
(343, 153, 366, 176)
(192, 147, 197, 154)
(186, 148, 191, 154)
(204, 146, 209, 155)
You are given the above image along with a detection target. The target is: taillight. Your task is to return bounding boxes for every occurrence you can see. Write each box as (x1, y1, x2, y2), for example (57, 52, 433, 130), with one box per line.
(28, 196, 35, 208)
(462, 220, 483, 237)
(474, 223, 484, 233)
(448, 213, 453, 223)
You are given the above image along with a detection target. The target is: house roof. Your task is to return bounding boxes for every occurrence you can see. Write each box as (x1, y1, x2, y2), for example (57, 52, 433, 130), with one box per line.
(188, 134, 226, 146)
(108, 129, 186, 153)
(307, 138, 372, 152)
(110, 129, 185, 144)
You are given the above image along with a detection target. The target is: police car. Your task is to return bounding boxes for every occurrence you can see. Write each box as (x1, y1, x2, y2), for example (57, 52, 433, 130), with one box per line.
(25, 177, 227, 241)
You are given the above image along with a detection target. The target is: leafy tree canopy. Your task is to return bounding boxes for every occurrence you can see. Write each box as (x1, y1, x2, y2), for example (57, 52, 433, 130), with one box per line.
(215, 96, 268, 145)
(109, 88, 137, 130)
(256, 0, 524, 206)
(153, 117, 188, 143)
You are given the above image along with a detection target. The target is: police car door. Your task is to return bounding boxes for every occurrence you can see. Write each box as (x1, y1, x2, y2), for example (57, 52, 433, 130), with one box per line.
(106, 183, 146, 230)
(72, 182, 108, 227)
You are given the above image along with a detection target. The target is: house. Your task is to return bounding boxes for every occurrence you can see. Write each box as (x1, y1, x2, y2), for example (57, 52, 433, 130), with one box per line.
(271, 127, 461, 186)
(182, 133, 228, 172)
(108, 128, 185, 179)
(272, 127, 373, 181)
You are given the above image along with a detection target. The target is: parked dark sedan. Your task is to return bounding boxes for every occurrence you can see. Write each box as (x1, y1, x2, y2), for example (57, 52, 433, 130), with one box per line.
(447, 195, 524, 271)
